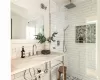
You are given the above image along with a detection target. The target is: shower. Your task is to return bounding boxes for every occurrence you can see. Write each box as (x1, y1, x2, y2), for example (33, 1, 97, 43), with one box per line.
(63, 25, 69, 53)
(65, 0, 76, 9)
(63, 0, 76, 53)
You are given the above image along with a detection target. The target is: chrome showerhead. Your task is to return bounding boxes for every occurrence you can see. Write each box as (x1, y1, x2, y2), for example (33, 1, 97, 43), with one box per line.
(65, 0, 76, 9)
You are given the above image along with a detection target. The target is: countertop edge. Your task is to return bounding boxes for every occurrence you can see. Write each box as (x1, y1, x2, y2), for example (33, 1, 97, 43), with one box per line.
(11, 53, 66, 75)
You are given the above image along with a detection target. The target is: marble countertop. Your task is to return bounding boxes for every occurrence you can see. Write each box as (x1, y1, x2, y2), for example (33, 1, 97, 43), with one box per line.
(11, 52, 65, 75)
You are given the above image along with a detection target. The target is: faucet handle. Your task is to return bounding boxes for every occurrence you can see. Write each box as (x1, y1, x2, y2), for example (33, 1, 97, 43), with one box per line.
(34, 44, 37, 48)
(28, 52, 31, 57)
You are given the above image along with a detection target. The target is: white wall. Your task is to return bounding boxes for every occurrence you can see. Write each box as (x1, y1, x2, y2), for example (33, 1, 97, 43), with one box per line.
(11, 40, 44, 59)
(50, 1, 67, 80)
(50, 0, 67, 53)
(65, 0, 97, 80)
(97, 0, 100, 80)
(11, 3, 28, 19)
(11, 12, 27, 39)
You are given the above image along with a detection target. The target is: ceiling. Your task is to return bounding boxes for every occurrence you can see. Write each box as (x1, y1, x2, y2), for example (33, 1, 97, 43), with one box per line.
(52, 0, 85, 6)
(11, 0, 86, 8)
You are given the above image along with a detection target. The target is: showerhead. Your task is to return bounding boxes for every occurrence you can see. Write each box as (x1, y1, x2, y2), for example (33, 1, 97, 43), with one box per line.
(65, 3, 76, 9)
(65, 0, 76, 9)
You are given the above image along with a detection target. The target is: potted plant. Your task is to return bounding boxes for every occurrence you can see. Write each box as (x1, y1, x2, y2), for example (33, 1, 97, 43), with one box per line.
(35, 32, 58, 54)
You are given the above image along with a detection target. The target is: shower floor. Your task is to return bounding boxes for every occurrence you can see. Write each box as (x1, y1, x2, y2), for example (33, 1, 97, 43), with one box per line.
(67, 76, 82, 80)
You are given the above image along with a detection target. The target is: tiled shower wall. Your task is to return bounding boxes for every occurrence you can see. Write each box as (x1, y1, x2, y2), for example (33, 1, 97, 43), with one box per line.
(50, 1, 67, 80)
(50, 0, 97, 80)
(50, 0, 67, 52)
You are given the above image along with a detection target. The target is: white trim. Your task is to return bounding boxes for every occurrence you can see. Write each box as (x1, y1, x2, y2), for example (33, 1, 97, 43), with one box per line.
(11, 39, 38, 44)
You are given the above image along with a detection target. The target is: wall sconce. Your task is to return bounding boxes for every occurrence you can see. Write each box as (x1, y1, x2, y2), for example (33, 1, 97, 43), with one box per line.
(41, 3, 47, 10)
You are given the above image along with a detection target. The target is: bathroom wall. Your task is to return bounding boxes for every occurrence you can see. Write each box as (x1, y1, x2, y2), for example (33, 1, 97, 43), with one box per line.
(11, 40, 44, 59)
(65, 0, 97, 79)
(50, 0, 97, 80)
(50, 1, 67, 80)
(11, 3, 28, 19)
(97, 0, 100, 79)
(50, 0, 67, 53)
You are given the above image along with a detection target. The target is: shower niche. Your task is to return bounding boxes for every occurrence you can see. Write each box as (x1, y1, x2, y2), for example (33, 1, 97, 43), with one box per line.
(75, 23, 96, 43)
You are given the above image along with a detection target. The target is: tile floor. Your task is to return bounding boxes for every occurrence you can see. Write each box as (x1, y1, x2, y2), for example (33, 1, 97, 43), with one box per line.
(66, 76, 82, 80)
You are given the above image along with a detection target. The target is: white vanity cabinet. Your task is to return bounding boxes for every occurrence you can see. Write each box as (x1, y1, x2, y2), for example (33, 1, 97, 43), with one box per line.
(12, 63, 49, 80)
(11, 53, 65, 80)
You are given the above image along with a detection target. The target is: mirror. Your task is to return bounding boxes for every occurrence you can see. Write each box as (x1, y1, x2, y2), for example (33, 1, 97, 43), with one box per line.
(26, 16, 44, 39)
(11, 12, 44, 39)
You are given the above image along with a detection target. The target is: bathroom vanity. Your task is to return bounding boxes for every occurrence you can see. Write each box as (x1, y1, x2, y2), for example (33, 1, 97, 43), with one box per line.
(11, 52, 65, 80)
(11, 0, 65, 79)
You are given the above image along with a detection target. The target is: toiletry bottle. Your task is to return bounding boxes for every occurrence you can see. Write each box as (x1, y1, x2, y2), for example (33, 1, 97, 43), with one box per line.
(32, 45, 34, 56)
(21, 46, 25, 58)
(34, 44, 37, 55)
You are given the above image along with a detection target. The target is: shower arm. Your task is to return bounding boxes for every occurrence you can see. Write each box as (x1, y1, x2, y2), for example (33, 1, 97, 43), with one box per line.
(69, 0, 71, 3)
(63, 25, 69, 53)
(64, 25, 69, 31)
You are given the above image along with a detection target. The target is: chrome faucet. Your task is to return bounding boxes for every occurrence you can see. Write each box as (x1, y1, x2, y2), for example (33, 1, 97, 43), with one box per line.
(28, 52, 31, 57)
(32, 44, 37, 56)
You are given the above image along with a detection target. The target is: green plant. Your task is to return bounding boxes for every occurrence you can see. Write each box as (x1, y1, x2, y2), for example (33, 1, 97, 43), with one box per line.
(35, 32, 58, 44)
(47, 32, 58, 43)
(35, 33, 46, 44)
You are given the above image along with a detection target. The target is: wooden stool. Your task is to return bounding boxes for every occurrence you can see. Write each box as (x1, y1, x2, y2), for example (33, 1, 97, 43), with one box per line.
(58, 66, 67, 80)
